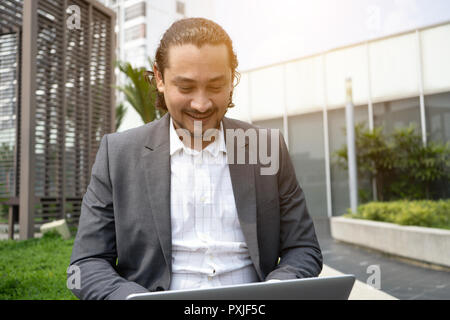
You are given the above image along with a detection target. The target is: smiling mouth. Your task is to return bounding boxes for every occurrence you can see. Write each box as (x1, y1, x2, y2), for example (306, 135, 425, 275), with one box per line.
(185, 111, 214, 120)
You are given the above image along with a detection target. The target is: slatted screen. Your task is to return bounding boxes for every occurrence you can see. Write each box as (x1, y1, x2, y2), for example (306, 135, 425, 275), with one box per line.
(0, 0, 22, 203)
(64, 0, 91, 226)
(0, 0, 115, 230)
(35, 0, 66, 222)
(90, 7, 113, 171)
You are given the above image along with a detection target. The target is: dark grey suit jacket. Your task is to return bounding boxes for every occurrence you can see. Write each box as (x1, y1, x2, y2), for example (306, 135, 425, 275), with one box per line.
(69, 113, 323, 300)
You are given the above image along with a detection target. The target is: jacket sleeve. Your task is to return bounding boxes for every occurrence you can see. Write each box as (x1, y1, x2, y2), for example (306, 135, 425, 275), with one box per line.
(265, 132, 323, 281)
(68, 134, 149, 300)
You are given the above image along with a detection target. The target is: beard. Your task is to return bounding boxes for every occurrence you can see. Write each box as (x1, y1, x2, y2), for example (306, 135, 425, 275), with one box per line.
(173, 104, 223, 138)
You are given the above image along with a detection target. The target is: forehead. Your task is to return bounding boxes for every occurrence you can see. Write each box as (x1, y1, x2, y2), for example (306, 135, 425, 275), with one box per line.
(165, 43, 231, 79)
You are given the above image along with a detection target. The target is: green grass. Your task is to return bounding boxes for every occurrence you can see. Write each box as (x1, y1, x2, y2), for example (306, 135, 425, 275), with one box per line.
(0, 231, 78, 300)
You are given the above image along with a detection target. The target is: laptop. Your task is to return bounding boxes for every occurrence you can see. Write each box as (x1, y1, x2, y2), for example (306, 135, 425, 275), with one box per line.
(126, 275, 355, 300)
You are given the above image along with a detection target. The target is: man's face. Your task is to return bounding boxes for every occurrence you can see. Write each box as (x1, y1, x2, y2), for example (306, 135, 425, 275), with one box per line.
(154, 43, 233, 135)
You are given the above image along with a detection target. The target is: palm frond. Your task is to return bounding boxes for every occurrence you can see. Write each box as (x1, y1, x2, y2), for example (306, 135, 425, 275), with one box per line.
(115, 60, 157, 124)
(115, 102, 128, 130)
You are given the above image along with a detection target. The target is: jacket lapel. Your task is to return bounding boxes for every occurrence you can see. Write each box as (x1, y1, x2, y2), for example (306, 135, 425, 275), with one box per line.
(140, 115, 263, 281)
(141, 114, 172, 273)
(223, 117, 263, 280)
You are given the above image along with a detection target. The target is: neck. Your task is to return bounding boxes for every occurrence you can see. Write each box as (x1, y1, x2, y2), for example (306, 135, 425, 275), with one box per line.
(172, 121, 220, 151)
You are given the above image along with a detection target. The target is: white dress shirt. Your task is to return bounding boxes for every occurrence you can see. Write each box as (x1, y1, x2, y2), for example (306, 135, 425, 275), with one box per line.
(168, 117, 259, 291)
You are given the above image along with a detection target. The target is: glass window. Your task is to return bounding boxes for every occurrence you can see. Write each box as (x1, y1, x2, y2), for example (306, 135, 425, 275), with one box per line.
(373, 97, 421, 135)
(176, 1, 185, 15)
(124, 23, 146, 42)
(125, 2, 146, 21)
(288, 112, 327, 218)
(124, 45, 147, 67)
(252, 117, 284, 134)
(425, 92, 450, 144)
(425, 92, 450, 198)
(328, 105, 371, 216)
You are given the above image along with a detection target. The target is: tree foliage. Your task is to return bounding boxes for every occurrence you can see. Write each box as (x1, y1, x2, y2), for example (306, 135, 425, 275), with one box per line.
(115, 58, 166, 126)
(115, 101, 127, 131)
(333, 123, 450, 201)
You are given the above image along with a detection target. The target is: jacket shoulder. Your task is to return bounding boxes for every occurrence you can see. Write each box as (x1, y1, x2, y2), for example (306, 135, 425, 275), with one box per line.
(106, 115, 167, 148)
(223, 117, 284, 138)
(223, 117, 261, 131)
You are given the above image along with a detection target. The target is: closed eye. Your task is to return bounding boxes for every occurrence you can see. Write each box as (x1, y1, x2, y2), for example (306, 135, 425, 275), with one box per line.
(178, 87, 193, 93)
(208, 86, 223, 92)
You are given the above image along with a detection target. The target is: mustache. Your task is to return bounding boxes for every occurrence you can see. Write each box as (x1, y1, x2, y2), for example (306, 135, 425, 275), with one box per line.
(183, 107, 217, 114)
(183, 107, 218, 117)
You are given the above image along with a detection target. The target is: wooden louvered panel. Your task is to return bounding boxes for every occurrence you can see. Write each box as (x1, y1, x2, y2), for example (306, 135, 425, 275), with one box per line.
(89, 7, 113, 171)
(0, 0, 21, 201)
(0, 0, 115, 237)
(65, 0, 90, 207)
(34, 0, 66, 223)
(0, 0, 22, 33)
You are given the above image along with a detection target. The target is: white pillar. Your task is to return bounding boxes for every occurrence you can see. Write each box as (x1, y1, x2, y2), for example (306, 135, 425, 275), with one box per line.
(366, 41, 377, 201)
(345, 78, 358, 213)
(282, 64, 289, 150)
(416, 30, 427, 147)
(322, 54, 333, 218)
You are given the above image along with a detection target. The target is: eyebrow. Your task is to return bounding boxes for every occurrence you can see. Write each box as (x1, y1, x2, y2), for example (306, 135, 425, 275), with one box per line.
(172, 75, 226, 84)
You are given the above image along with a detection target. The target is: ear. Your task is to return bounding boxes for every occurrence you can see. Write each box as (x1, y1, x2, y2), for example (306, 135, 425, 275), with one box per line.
(153, 64, 165, 93)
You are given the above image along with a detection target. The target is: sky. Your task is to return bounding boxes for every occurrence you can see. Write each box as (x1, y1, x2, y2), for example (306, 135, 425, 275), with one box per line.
(210, 0, 450, 71)
(118, 0, 450, 131)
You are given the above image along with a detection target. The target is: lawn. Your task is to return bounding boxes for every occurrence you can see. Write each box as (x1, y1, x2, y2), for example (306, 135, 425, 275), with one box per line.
(0, 231, 78, 300)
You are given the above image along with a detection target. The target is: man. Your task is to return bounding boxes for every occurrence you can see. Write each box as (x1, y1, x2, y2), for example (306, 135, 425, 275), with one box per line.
(68, 17, 322, 300)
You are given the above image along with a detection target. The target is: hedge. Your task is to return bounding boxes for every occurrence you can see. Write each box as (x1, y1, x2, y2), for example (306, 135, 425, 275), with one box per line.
(344, 199, 450, 230)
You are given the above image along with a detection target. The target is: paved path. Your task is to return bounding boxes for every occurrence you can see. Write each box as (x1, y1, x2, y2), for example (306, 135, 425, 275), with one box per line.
(319, 264, 397, 299)
(317, 234, 450, 300)
(2, 222, 449, 299)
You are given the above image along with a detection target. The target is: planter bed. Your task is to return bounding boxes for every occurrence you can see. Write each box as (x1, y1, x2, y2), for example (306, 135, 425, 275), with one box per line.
(330, 217, 450, 268)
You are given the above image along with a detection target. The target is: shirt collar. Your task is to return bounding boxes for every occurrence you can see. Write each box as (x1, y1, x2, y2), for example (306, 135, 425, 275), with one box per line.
(169, 116, 227, 157)
(169, 117, 185, 156)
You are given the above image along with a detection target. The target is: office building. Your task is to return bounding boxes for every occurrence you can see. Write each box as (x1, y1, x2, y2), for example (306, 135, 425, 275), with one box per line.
(99, 0, 214, 131)
(228, 21, 450, 221)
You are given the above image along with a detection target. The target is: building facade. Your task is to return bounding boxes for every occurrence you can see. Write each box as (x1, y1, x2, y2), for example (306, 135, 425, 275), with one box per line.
(0, 0, 116, 239)
(227, 21, 450, 220)
(96, 2, 450, 221)
(99, 0, 214, 131)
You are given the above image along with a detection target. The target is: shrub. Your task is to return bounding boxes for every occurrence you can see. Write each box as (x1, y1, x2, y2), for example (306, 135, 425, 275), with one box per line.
(344, 199, 450, 230)
(333, 123, 450, 201)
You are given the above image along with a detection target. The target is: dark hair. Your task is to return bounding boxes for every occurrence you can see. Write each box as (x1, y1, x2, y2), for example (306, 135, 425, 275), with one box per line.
(145, 17, 240, 111)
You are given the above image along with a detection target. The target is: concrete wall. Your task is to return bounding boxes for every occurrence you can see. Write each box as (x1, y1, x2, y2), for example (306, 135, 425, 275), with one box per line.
(330, 217, 450, 268)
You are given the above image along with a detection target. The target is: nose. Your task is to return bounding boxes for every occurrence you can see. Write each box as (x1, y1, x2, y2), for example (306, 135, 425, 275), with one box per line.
(190, 93, 213, 113)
